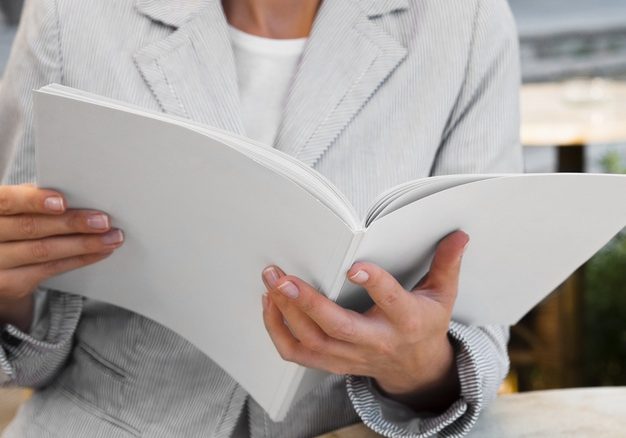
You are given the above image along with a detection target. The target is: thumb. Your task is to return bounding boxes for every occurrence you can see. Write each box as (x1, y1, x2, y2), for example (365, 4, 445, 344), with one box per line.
(421, 230, 469, 308)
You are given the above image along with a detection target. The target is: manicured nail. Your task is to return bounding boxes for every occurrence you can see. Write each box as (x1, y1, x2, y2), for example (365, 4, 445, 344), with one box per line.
(87, 214, 109, 230)
(44, 196, 64, 212)
(461, 233, 471, 252)
(262, 266, 280, 288)
(101, 229, 124, 245)
(349, 270, 369, 284)
(278, 281, 299, 299)
(262, 293, 269, 311)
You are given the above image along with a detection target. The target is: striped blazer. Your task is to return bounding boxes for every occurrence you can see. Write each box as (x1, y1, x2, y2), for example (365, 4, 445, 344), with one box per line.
(0, 0, 522, 437)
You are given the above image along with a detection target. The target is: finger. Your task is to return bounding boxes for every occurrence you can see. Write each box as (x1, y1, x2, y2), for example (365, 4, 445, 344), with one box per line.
(262, 295, 357, 376)
(0, 210, 112, 242)
(0, 185, 67, 216)
(346, 262, 415, 325)
(269, 272, 379, 345)
(0, 230, 124, 269)
(1, 251, 116, 294)
(422, 230, 469, 308)
(261, 264, 285, 290)
(268, 288, 361, 359)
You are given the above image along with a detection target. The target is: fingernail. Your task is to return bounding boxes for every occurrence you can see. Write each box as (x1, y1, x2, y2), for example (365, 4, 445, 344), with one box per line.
(462, 234, 471, 251)
(262, 293, 269, 311)
(262, 266, 280, 288)
(277, 280, 299, 299)
(87, 214, 109, 230)
(348, 270, 369, 284)
(101, 229, 124, 245)
(44, 196, 64, 212)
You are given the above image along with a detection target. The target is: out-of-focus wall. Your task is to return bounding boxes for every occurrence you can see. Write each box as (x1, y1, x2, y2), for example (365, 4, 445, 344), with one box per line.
(0, 0, 23, 25)
(0, 1, 19, 74)
(509, 0, 626, 82)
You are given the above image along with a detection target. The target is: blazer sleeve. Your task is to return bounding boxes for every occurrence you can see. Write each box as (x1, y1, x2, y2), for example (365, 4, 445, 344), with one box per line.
(0, 0, 83, 388)
(346, 0, 523, 436)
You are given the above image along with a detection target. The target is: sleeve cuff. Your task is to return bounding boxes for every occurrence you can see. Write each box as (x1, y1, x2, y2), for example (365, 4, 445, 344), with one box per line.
(1, 290, 83, 387)
(346, 321, 493, 438)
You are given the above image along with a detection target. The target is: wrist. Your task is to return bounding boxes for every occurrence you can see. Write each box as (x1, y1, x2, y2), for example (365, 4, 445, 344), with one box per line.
(374, 335, 460, 412)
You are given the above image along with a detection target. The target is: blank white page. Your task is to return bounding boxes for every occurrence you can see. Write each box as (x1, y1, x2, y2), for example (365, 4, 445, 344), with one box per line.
(339, 173, 626, 325)
(35, 91, 355, 420)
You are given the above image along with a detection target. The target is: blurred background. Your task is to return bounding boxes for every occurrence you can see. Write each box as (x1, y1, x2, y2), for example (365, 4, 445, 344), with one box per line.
(1, 0, 625, 431)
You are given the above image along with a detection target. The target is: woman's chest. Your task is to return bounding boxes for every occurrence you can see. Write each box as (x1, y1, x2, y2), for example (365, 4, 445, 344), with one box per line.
(58, 16, 464, 219)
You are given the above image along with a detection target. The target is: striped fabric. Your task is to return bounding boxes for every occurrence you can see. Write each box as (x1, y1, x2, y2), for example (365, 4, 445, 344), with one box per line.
(0, 0, 522, 437)
(0, 291, 82, 388)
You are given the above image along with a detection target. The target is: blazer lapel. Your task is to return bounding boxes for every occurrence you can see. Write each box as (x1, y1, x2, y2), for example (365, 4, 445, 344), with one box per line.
(134, 0, 245, 134)
(274, 0, 409, 167)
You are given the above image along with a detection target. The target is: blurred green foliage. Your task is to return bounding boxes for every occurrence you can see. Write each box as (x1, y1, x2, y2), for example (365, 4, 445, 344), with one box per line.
(600, 151, 626, 174)
(584, 151, 626, 385)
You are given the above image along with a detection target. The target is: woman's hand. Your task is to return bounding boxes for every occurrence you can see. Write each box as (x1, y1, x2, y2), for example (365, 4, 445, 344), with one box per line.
(0, 185, 124, 332)
(261, 231, 468, 412)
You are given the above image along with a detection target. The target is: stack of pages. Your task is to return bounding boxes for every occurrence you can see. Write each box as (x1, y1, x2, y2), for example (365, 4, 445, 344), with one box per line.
(34, 85, 626, 420)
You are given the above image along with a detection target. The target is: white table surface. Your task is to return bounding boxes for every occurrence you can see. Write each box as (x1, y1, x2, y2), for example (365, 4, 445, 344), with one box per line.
(467, 387, 626, 437)
(317, 387, 626, 438)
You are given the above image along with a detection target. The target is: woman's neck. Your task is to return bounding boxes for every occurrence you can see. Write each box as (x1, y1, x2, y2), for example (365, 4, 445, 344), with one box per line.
(222, 0, 321, 38)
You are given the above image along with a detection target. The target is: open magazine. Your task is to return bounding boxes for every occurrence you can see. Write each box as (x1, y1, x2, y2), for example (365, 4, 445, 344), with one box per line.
(34, 84, 626, 420)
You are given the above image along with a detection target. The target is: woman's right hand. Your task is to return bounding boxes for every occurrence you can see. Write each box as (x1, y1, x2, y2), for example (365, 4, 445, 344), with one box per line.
(0, 184, 124, 332)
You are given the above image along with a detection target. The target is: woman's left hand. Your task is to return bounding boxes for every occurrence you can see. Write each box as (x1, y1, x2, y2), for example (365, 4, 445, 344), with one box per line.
(261, 230, 469, 407)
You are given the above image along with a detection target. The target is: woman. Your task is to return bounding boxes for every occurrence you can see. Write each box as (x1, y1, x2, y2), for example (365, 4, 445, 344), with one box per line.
(0, 0, 522, 437)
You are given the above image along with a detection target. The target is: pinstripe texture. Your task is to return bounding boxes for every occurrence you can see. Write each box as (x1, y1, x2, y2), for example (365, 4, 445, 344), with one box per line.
(0, 291, 82, 387)
(0, 0, 522, 437)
